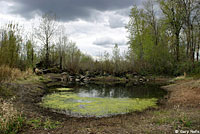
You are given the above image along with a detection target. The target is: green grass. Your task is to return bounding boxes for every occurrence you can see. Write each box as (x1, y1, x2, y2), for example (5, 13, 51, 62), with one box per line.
(4, 116, 25, 134)
(41, 92, 158, 117)
(26, 118, 61, 129)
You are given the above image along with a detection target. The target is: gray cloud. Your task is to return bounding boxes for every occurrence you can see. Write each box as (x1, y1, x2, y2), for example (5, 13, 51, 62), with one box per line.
(94, 37, 114, 46)
(6, 0, 141, 21)
(93, 37, 126, 47)
(108, 15, 126, 28)
(116, 7, 132, 17)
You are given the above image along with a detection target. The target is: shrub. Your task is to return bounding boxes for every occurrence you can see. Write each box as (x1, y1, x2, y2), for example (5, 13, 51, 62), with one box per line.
(0, 65, 22, 82)
(0, 65, 32, 83)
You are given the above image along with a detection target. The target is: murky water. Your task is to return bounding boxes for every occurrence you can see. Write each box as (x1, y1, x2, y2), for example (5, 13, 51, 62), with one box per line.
(73, 84, 166, 98)
(41, 83, 167, 117)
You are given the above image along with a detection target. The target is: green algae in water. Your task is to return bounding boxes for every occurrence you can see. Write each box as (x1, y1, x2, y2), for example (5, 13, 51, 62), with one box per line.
(41, 92, 158, 117)
(56, 88, 73, 91)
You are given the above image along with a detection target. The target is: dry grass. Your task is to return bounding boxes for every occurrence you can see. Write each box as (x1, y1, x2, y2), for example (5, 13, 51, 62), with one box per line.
(0, 97, 25, 134)
(0, 65, 33, 83)
(163, 79, 200, 107)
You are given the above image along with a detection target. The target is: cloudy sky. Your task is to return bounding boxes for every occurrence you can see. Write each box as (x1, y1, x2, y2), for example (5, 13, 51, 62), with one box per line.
(0, 0, 143, 58)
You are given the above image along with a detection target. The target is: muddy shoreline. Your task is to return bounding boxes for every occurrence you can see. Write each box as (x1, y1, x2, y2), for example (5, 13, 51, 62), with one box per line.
(3, 75, 200, 134)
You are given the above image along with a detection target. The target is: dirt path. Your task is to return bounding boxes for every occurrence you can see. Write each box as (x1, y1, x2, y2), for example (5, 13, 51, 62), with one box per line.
(10, 75, 200, 134)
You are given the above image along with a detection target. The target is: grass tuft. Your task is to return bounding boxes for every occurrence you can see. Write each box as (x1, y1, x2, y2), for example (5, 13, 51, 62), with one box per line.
(27, 117, 61, 130)
(0, 98, 25, 134)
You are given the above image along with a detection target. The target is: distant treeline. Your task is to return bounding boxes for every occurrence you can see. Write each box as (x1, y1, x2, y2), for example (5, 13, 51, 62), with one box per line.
(0, 0, 200, 76)
(0, 22, 134, 76)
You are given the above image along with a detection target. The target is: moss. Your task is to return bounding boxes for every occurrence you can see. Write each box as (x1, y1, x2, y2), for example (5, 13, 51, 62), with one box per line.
(41, 92, 158, 117)
(56, 88, 73, 91)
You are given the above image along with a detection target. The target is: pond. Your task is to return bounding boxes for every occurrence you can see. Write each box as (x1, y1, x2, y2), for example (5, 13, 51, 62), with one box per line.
(41, 83, 167, 117)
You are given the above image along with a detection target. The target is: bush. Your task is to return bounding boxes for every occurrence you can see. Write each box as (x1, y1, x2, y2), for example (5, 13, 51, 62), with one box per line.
(0, 65, 33, 83)
(0, 65, 22, 82)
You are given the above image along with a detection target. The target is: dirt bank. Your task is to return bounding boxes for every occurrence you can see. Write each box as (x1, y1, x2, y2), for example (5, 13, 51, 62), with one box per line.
(163, 79, 200, 107)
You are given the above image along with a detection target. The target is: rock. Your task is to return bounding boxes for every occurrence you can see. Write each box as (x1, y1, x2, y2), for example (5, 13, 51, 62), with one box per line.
(80, 75, 85, 81)
(76, 79, 80, 82)
(35, 68, 43, 75)
(134, 82, 138, 85)
(69, 76, 75, 82)
(103, 72, 109, 76)
(139, 78, 144, 82)
(133, 72, 138, 75)
(83, 77, 89, 83)
(76, 75, 80, 79)
(80, 82, 85, 85)
(61, 72, 68, 75)
(61, 72, 69, 82)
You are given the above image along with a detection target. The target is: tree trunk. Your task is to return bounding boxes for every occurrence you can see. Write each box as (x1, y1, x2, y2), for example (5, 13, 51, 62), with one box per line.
(46, 41, 49, 69)
(175, 32, 180, 62)
(198, 29, 200, 62)
(196, 44, 199, 62)
(60, 56, 62, 70)
(31, 47, 34, 67)
(191, 25, 195, 63)
(186, 29, 190, 57)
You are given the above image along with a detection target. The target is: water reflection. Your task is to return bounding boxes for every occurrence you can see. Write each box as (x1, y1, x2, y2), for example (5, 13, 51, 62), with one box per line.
(72, 83, 166, 99)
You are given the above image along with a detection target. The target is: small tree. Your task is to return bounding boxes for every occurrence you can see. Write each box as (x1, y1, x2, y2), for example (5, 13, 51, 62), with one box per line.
(25, 40, 35, 68)
(0, 24, 22, 68)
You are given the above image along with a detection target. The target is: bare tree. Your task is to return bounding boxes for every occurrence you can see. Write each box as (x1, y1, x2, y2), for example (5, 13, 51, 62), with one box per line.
(35, 13, 58, 68)
(57, 26, 68, 70)
(144, 0, 159, 46)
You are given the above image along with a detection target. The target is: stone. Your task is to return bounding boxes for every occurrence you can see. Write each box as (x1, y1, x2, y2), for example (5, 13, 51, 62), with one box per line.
(139, 78, 144, 82)
(35, 68, 43, 75)
(76, 79, 80, 82)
